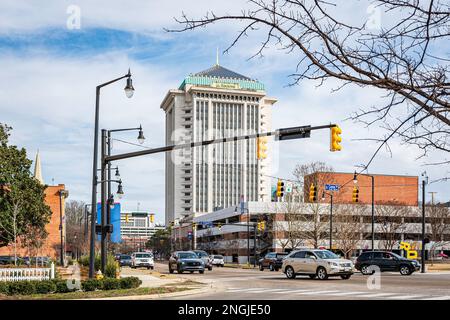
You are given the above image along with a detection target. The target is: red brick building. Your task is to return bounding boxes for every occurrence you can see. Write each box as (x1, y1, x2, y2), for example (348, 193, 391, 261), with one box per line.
(304, 172, 418, 206)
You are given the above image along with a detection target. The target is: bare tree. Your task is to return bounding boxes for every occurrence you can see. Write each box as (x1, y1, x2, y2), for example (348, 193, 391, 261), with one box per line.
(333, 204, 365, 258)
(376, 202, 408, 251)
(65, 200, 86, 258)
(169, 1, 450, 173)
(273, 202, 305, 250)
(427, 203, 450, 261)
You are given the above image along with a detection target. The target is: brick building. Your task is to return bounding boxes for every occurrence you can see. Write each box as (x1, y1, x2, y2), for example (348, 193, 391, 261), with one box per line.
(0, 152, 68, 260)
(304, 172, 418, 206)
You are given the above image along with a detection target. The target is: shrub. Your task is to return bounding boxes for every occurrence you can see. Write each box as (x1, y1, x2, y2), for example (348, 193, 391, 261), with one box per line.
(120, 277, 142, 289)
(102, 278, 121, 290)
(0, 282, 9, 295)
(81, 279, 102, 292)
(52, 279, 70, 293)
(104, 257, 119, 278)
(35, 280, 57, 294)
(8, 281, 36, 295)
(78, 255, 90, 267)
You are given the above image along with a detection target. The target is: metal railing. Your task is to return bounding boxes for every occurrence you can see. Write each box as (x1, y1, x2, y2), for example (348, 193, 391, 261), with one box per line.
(0, 263, 55, 281)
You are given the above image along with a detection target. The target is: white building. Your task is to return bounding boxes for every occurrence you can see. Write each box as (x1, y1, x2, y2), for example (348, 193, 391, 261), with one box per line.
(161, 63, 277, 225)
(120, 211, 164, 239)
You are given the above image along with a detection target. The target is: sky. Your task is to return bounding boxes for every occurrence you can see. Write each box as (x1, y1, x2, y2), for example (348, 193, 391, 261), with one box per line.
(0, 1, 448, 224)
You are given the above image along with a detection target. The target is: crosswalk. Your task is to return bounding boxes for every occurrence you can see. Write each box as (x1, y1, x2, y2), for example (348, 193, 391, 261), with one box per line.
(225, 287, 450, 300)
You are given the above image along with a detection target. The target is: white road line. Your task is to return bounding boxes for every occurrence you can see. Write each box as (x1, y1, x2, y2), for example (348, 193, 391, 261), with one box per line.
(226, 288, 267, 293)
(356, 292, 399, 298)
(421, 296, 450, 300)
(294, 290, 341, 295)
(249, 288, 292, 293)
(324, 291, 366, 296)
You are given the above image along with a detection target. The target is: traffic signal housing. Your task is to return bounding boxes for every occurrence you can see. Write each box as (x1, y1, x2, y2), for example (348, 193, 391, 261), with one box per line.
(149, 214, 154, 223)
(352, 186, 359, 203)
(276, 180, 284, 198)
(330, 125, 342, 152)
(257, 137, 268, 160)
(125, 214, 129, 223)
(309, 183, 317, 202)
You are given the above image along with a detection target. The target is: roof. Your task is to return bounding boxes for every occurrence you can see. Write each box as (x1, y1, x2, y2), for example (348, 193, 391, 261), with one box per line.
(179, 64, 265, 92)
(194, 65, 252, 80)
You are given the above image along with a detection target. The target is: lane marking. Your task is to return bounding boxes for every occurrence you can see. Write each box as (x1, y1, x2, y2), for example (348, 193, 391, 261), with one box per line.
(324, 291, 366, 296)
(421, 296, 450, 300)
(356, 292, 399, 298)
(390, 295, 428, 300)
(293, 290, 341, 295)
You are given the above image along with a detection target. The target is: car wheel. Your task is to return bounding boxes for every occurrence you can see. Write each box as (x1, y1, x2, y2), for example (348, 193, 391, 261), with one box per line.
(309, 274, 316, 279)
(285, 266, 296, 279)
(150, 266, 154, 270)
(199, 270, 204, 274)
(147, 266, 151, 270)
(269, 264, 274, 271)
(169, 266, 174, 274)
(275, 268, 279, 272)
(177, 267, 184, 274)
(208, 266, 212, 271)
(360, 265, 371, 275)
(190, 271, 194, 273)
(340, 274, 351, 280)
(400, 265, 412, 276)
(259, 264, 264, 271)
(316, 267, 329, 280)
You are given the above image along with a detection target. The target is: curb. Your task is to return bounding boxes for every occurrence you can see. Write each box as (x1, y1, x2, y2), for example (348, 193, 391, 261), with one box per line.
(82, 285, 216, 300)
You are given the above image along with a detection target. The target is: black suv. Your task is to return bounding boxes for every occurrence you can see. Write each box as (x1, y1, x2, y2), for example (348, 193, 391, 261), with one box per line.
(258, 252, 288, 271)
(355, 251, 421, 275)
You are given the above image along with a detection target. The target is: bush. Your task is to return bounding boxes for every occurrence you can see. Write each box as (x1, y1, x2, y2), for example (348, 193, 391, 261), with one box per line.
(104, 257, 119, 278)
(8, 281, 36, 295)
(0, 282, 9, 295)
(52, 279, 71, 293)
(35, 280, 57, 294)
(78, 255, 90, 267)
(81, 279, 102, 292)
(102, 278, 121, 290)
(120, 277, 142, 289)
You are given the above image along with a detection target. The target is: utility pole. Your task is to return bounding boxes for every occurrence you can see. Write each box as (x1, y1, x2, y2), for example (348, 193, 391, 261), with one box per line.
(421, 172, 428, 273)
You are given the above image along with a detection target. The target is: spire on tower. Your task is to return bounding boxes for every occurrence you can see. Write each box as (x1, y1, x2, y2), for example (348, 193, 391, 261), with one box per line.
(216, 47, 219, 66)
(34, 149, 44, 184)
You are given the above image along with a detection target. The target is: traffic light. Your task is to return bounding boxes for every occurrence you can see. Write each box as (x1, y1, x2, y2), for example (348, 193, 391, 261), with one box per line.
(149, 214, 154, 223)
(257, 137, 268, 160)
(330, 125, 342, 152)
(260, 221, 265, 231)
(218, 223, 222, 230)
(276, 180, 284, 198)
(352, 186, 359, 203)
(257, 222, 261, 231)
(125, 214, 129, 223)
(309, 183, 317, 202)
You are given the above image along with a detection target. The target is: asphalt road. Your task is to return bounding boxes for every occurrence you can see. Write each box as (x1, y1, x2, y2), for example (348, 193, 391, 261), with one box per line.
(144, 262, 450, 300)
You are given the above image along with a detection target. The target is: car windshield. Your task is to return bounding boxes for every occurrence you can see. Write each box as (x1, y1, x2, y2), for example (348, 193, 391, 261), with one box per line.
(214, 255, 223, 259)
(136, 253, 152, 258)
(121, 255, 131, 259)
(195, 251, 208, 257)
(389, 252, 403, 259)
(178, 253, 198, 259)
(314, 250, 339, 259)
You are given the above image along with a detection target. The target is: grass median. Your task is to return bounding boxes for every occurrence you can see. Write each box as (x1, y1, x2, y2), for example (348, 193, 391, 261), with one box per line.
(0, 286, 193, 300)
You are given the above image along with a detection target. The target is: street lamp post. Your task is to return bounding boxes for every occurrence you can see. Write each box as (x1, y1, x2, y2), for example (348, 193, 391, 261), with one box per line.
(353, 171, 375, 251)
(89, 69, 134, 278)
(421, 172, 428, 273)
(322, 191, 333, 250)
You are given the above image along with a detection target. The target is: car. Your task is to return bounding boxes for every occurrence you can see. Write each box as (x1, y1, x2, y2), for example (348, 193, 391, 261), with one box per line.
(30, 256, 50, 266)
(0, 256, 14, 265)
(169, 251, 205, 274)
(131, 252, 154, 269)
(282, 249, 354, 280)
(355, 251, 420, 276)
(258, 252, 288, 271)
(210, 255, 225, 267)
(192, 250, 213, 270)
(118, 254, 132, 267)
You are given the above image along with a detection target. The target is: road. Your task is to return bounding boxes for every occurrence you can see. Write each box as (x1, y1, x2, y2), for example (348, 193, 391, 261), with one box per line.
(126, 262, 450, 300)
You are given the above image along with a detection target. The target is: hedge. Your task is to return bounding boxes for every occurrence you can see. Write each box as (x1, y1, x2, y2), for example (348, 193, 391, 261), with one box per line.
(0, 276, 141, 296)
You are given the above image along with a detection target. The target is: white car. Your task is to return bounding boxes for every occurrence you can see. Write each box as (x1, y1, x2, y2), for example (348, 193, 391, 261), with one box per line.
(210, 255, 225, 267)
(131, 252, 154, 270)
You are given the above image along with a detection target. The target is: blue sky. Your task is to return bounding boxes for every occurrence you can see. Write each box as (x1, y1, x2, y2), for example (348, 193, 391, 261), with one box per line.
(0, 1, 448, 224)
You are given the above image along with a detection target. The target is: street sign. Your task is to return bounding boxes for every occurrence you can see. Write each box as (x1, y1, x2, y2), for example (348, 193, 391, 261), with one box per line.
(325, 184, 340, 191)
(275, 125, 311, 141)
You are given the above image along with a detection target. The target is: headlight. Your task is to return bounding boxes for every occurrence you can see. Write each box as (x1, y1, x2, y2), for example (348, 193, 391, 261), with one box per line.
(328, 262, 339, 267)
(180, 261, 185, 265)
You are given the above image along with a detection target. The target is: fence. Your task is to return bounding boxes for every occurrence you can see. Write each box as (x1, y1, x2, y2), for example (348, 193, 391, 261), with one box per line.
(0, 263, 55, 281)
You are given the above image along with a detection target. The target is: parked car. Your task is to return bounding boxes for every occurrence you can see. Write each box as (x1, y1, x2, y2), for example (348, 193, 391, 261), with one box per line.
(0, 256, 14, 265)
(259, 252, 288, 271)
(192, 250, 213, 270)
(169, 251, 205, 274)
(119, 254, 132, 267)
(30, 256, 50, 266)
(131, 252, 154, 269)
(210, 255, 225, 267)
(282, 249, 354, 280)
(355, 251, 420, 275)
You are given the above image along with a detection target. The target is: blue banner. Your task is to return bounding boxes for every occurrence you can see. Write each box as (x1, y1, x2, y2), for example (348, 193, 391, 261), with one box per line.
(97, 202, 121, 243)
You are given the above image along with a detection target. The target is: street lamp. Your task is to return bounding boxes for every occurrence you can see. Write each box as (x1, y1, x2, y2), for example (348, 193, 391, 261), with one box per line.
(117, 180, 124, 199)
(353, 171, 375, 251)
(322, 191, 333, 250)
(421, 171, 428, 273)
(137, 125, 145, 144)
(89, 69, 134, 278)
